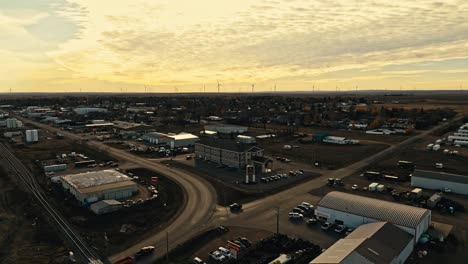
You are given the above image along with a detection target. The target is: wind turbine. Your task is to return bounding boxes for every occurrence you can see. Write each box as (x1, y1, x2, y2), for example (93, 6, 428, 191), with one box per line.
(217, 81, 221, 93)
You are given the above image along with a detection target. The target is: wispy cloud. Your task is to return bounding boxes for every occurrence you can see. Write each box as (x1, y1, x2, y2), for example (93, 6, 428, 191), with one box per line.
(2, 0, 468, 91)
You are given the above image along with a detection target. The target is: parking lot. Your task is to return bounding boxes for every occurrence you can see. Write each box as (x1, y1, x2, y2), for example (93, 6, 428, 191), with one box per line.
(171, 156, 321, 194)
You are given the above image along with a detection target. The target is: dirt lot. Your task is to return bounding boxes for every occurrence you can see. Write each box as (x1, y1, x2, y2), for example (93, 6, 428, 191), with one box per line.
(262, 138, 389, 169)
(0, 167, 67, 264)
(363, 137, 468, 178)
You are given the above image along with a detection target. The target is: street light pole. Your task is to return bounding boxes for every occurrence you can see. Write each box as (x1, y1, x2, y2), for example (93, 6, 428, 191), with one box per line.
(276, 206, 280, 235)
(166, 231, 169, 263)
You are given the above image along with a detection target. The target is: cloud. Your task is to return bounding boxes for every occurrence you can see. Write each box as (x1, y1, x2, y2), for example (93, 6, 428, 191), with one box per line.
(3, 0, 468, 91)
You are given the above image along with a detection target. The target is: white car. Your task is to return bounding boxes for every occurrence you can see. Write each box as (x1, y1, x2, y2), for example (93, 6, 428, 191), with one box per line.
(352, 184, 359, 190)
(218, 247, 232, 258)
(210, 251, 227, 262)
(288, 212, 304, 219)
(301, 202, 314, 210)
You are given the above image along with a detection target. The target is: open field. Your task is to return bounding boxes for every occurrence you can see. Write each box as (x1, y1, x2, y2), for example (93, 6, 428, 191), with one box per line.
(262, 139, 389, 169)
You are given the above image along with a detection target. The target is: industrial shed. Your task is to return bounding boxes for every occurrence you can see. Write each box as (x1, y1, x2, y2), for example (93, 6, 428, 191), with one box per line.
(315, 192, 431, 244)
(411, 169, 468, 195)
(310, 222, 414, 264)
(60, 170, 137, 205)
(90, 200, 123, 215)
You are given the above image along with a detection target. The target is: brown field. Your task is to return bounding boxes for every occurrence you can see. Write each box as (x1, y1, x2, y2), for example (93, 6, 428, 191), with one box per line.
(262, 138, 389, 169)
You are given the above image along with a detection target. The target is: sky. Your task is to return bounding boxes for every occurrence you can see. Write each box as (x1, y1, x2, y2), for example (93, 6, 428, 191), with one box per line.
(1, 0, 468, 93)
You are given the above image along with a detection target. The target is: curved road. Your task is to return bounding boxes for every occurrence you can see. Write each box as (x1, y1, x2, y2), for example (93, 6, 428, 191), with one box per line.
(15, 113, 462, 262)
(13, 115, 217, 263)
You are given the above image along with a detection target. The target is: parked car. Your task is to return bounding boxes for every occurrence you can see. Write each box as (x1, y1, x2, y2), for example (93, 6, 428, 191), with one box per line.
(237, 237, 252, 248)
(209, 251, 227, 262)
(288, 212, 304, 219)
(321, 222, 332, 231)
(334, 225, 347, 234)
(293, 207, 305, 215)
(352, 184, 359, 190)
(229, 203, 243, 212)
(218, 247, 232, 258)
(193, 257, 206, 264)
(297, 205, 310, 213)
(300, 202, 314, 210)
(306, 218, 318, 226)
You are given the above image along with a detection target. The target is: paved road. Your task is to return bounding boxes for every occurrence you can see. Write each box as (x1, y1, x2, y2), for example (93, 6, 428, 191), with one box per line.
(13, 115, 217, 263)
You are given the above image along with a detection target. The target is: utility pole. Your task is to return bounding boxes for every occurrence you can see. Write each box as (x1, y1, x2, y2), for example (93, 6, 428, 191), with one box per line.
(275, 206, 280, 235)
(166, 231, 169, 263)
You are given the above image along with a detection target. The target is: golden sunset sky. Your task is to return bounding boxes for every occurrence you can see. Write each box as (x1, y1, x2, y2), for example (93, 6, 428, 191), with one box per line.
(1, 0, 468, 93)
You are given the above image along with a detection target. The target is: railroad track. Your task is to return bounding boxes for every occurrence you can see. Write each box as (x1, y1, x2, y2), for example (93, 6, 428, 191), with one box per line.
(0, 143, 103, 264)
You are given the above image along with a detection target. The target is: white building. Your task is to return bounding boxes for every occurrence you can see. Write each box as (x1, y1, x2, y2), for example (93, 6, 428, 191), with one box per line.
(323, 136, 359, 145)
(60, 169, 137, 205)
(315, 192, 431, 244)
(6, 118, 22, 128)
(310, 222, 414, 264)
(73, 107, 108, 115)
(143, 132, 199, 148)
(25, 129, 39, 143)
(204, 124, 248, 134)
(411, 169, 468, 195)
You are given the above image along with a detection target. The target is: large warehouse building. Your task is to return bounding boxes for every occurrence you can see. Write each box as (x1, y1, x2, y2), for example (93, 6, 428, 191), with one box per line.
(60, 169, 137, 205)
(315, 192, 431, 244)
(310, 222, 414, 264)
(411, 169, 468, 195)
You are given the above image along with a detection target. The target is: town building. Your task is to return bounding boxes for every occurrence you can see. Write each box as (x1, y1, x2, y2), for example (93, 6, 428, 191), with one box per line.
(73, 107, 108, 115)
(60, 169, 137, 205)
(310, 222, 413, 264)
(25, 129, 39, 143)
(204, 124, 248, 134)
(411, 169, 468, 195)
(143, 132, 199, 148)
(195, 138, 272, 172)
(6, 118, 22, 129)
(314, 191, 431, 244)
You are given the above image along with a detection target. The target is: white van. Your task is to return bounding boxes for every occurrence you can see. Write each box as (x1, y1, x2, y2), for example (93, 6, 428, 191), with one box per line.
(193, 257, 206, 264)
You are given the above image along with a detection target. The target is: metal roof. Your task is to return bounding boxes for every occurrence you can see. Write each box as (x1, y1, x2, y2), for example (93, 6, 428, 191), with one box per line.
(311, 222, 413, 264)
(61, 169, 133, 190)
(317, 191, 430, 228)
(412, 169, 468, 184)
(78, 181, 137, 194)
